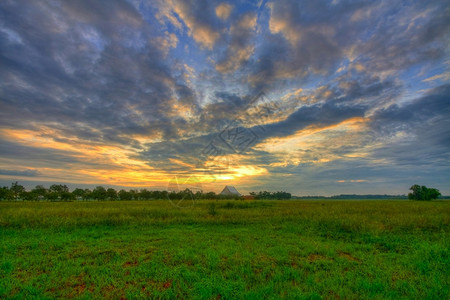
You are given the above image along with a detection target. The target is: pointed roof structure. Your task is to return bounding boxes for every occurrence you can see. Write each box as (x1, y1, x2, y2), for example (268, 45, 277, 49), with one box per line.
(220, 185, 241, 196)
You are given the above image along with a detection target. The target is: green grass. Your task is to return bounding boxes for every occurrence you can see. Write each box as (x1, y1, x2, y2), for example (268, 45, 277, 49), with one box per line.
(0, 200, 449, 299)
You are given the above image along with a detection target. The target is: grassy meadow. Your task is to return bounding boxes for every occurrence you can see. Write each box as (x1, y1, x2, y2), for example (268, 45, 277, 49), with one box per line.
(0, 199, 449, 299)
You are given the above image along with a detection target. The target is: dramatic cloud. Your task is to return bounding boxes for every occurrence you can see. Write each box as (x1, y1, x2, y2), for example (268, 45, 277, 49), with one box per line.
(0, 0, 449, 195)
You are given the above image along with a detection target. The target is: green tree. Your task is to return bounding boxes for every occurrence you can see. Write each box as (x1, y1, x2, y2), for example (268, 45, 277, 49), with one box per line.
(72, 188, 86, 200)
(60, 191, 74, 201)
(424, 187, 441, 200)
(205, 191, 216, 199)
(48, 184, 70, 201)
(118, 189, 132, 201)
(129, 189, 138, 200)
(49, 184, 69, 194)
(83, 189, 92, 200)
(10, 182, 25, 200)
(408, 184, 441, 201)
(21, 191, 35, 201)
(139, 189, 150, 200)
(0, 186, 14, 201)
(92, 186, 107, 200)
(106, 188, 118, 201)
(31, 185, 47, 201)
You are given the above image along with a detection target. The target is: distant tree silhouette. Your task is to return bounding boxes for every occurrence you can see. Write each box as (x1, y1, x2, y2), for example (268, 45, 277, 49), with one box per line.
(118, 189, 132, 201)
(32, 185, 47, 199)
(10, 182, 25, 200)
(0, 186, 14, 201)
(106, 188, 118, 200)
(408, 185, 441, 201)
(250, 190, 291, 199)
(92, 186, 107, 200)
(72, 188, 86, 200)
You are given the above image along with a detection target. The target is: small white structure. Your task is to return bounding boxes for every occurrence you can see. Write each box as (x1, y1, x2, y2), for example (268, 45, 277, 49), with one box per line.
(220, 185, 241, 196)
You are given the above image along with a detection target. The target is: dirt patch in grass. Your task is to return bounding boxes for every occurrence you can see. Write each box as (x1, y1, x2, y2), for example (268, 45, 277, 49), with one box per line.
(327, 289, 341, 299)
(338, 251, 361, 262)
(123, 260, 138, 267)
(73, 283, 86, 294)
(307, 254, 331, 262)
(162, 280, 172, 289)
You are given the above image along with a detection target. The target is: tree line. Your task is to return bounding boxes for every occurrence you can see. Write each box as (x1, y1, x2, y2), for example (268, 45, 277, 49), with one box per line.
(249, 191, 292, 199)
(1, 182, 439, 201)
(0, 182, 267, 201)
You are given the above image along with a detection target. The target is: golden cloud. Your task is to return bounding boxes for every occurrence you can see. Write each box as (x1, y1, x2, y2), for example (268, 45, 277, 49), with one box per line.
(216, 3, 233, 20)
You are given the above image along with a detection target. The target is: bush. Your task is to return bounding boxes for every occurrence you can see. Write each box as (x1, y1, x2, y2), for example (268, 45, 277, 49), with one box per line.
(208, 203, 218, 216)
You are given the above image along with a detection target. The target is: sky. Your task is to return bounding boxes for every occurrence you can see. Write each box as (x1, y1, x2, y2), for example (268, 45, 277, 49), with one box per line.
(0, 0, 449, 196)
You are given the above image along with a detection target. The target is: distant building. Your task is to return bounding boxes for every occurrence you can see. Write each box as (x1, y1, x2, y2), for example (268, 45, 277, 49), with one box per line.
(220, 186, 241, 196)
(242, 195, 254, 200)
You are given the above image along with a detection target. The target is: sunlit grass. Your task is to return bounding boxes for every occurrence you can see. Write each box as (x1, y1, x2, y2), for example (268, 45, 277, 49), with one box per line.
(1, 200, 449, 298)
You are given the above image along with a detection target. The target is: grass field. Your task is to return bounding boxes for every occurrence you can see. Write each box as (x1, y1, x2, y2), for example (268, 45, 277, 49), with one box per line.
(0, 200, 449, 299)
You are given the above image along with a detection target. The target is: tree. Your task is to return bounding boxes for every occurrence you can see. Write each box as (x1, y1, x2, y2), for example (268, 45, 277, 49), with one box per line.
(106, 188, 118, 201)
(48, 184, 70, 201)
(92, 186, 107, 200)
(425, 188, 441, 200)
(83, 189, 92, 200)
(60, 191, 74, 201)
(408, 184, 441, 201)
(49, 184, 69, 194)
(32, 185, 47, 199)
(129, 189, 138, 200)
(118, 189, 132, 201)
(139, 189, 152, 200)
(72, 188, 86, 200)
(0, 186, 14, 201)
(10, 182, 25, 200)
(204, 191, 217, 199)
(30, 185, 48, 201)
(21, 191, 35, 201)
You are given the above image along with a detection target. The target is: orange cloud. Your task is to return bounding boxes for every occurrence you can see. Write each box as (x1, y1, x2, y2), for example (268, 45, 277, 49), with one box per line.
(216, 45, 254, 73)
(0, 127, 171, 186)
(216, 3, 233, 20)
(154, 32, 178, 57)
(337, 179, 367, 183)
(256, 117, 369, 166)
(0, 125, 270, 190)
